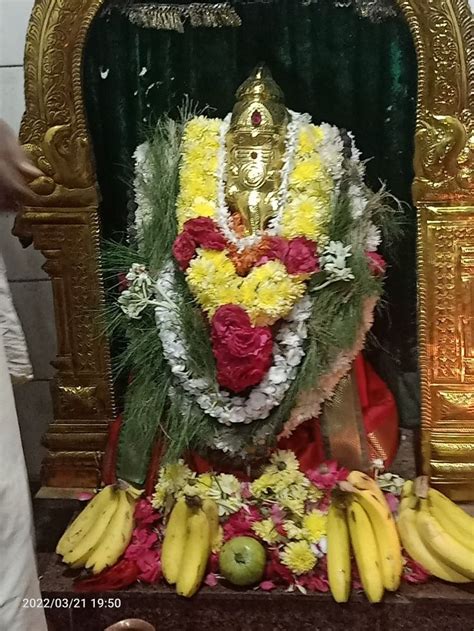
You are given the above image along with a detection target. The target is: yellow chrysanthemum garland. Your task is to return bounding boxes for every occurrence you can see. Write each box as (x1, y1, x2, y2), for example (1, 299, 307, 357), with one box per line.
(175, 115, 336, 325)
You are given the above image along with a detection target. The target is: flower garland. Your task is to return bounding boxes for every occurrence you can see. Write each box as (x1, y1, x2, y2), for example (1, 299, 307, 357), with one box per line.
(107, 110, 397, 467)
(155, 262, 312, 425)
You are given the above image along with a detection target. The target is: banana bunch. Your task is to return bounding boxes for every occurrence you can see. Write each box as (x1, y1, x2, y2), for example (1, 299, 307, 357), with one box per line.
(397, 477, 474, 583)
(56, 484, 139, 574)
(161, 497, 220, 598)
(330, 470, 403, 603)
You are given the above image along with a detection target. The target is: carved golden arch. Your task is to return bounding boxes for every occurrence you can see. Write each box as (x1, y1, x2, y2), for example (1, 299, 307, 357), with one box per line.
(16, 0, 474, 498)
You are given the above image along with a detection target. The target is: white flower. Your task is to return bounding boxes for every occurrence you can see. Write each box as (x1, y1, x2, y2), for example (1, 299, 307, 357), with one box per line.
(365, 222, 382, 252)
(349, 183, 368, 219)
(118, 263, 157, 319)
(320, 241, 354, 283)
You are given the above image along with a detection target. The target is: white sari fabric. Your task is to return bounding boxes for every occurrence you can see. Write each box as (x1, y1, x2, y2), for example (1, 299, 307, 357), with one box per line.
(0, 253, 47, 630)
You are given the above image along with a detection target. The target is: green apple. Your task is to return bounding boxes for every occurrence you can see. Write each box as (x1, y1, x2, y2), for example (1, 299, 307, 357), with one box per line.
(219, 536, 266, 586)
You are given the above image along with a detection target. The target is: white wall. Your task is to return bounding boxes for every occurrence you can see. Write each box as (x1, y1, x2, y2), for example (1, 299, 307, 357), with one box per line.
(0, 0, 55, 481)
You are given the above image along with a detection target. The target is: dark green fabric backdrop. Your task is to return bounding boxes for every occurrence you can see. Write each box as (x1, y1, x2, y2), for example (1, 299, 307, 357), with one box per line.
(83, 0, 419, 426)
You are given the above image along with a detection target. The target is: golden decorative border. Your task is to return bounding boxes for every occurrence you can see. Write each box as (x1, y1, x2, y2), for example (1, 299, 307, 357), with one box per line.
(16, 0, 474, 497)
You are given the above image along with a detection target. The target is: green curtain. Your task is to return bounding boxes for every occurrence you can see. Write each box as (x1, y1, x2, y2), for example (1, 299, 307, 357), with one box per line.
(83, 0, 419, 426)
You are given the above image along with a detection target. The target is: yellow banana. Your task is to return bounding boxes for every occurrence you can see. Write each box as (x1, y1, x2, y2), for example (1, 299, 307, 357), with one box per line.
(416, 500, 474, 581)
(348, 470, 386, 503)
(347, 499, 384, 603)
(62, 488, 119, 566)
(350, 488, 402, 591)
(162, 498, 191, 585)
(85, 490, 135, 574)
(428, 489, 474, 552)
(176, 509, 211, 598)
(202, 499, 221, 552)
(56, 485, 116, 557)
(397, 496, 470, 583)
(327, 501, 351, 603)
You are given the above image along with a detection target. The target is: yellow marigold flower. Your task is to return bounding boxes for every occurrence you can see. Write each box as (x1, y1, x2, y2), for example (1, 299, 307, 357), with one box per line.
(302, 510, 327, 543)
(268, 450, 300, 474)
(297, 125, 324, 155)
(250, 472, 277, 498)
(179, 172, 217, 204)
(240, 261, 305, 323)
(281, 541, 317, 575)
(290, 156, 324, 187)
(283, 520, 305, 541)
(272, 470, 309, 495)
(252, 519, 280, 544)
(184, 116, 221, 143)
(281, 193, 332, 242)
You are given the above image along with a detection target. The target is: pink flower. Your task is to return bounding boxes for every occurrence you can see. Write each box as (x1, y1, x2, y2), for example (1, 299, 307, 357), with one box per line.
(298, 573, 330, 593)
(366, 251, 386, 276)
(204, 572, 218, 587)
(124, 528, 158, 561)
(403, 555, 430, 584)
(134, 499, 160, 526)
(285, 237, 319, 275)
(183, 217, 227, 251)
(223, 506, 262, 541)
(270, 504, 285, 526)
(385, 492, 400, 514)
(259, 580, 277, 591)
(136, 549, 161, 583)
(172, 232, 197, 271)
(265, 549, 294, 585)
(307, 461, 349, 490)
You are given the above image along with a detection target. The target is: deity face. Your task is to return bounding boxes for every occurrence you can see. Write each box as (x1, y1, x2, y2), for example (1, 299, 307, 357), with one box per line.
(225, 64, 289, 234)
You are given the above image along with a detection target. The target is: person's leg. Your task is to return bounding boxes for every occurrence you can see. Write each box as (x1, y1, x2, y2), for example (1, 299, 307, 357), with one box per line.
(0, 339, 47, 631)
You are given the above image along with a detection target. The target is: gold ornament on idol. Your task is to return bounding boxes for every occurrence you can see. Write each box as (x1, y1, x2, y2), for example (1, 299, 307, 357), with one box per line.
(225, 63, 289, 234)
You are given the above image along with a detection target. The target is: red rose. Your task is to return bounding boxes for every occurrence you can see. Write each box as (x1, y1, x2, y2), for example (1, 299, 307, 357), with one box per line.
(285, 237, 319, 275)
(216, 358, 272, 392)
(172, 231, 197, 270)
(256, 236, 318, 275)
(211, 305, 273, 392)
(211, 304, 251, 338)
(183, 217, 227, 250)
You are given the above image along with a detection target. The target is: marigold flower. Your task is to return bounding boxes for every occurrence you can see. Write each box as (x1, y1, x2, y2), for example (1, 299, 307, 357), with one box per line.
(280, 541, 317, 575)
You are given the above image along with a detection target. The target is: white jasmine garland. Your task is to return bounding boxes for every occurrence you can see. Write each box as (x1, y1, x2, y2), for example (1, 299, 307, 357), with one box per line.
(155, 262, 311, 425)
(132, 143, 153, 246)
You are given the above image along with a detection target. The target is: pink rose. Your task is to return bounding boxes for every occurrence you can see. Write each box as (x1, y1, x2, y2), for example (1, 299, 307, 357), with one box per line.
(285, 237, 319, 275)
(172, 231, 197, 271)
(183, 217, 227, 250)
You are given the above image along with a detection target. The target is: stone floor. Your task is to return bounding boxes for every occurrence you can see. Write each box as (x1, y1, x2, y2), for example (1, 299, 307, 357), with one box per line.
(34, 429, 474, 631)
